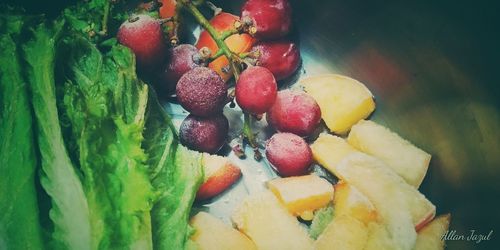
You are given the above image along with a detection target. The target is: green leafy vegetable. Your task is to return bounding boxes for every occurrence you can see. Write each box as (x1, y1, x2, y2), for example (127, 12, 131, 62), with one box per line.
(60, 35, 154, 249)
(143, 90, 204, 250)
(0, 15, 45, 250)
(23, 20, 92, 250)
(309, 205, 335, 239)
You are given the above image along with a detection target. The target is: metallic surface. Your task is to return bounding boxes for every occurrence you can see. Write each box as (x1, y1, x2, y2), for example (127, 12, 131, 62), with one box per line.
(202, 1, 500, 249)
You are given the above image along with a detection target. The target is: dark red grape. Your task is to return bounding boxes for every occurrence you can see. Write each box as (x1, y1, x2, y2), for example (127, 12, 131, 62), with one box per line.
(117, 14, 166, 70)
(252, 40, 301, 81)
(235, 66, 277, 115)
(180, 114, 229, 153)
(158, 44, 204, 94)
(267, 90, 321, 137)
(266, 132, 312, 177)
(176, 67, 228, 117)
(241, 0, 292, 40)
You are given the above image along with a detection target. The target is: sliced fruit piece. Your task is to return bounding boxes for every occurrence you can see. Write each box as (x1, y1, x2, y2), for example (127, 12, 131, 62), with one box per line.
(300, 74, 375, 134)
(334, 181, 378, 224)
(415, 214, 451, 250)
(267, 175, 334, 216)
(196, 154, 241, 200)
(334, 153, 435, 231)
(232, 191, 314, 250)
(314, 215, 370, 250)
(310, 133, 359, 176)
(348, 120, 431, 187)
(190, 212, 257, 250)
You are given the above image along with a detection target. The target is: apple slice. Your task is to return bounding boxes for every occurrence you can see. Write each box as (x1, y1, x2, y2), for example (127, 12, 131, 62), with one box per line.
(310, 133, 359, 177)
(334, 153, 436, 230)
(415, 214, 451, 250)
(190, 212, 257, 250)
(267, 175, 334, 217)
(348, 120, 431, 187)
(232, 191, 314, 250)
(196, 154, 242, 200)
(315, 215, 370, 250)
(334, 181, 378, 224)
(300, 74, 375, 134)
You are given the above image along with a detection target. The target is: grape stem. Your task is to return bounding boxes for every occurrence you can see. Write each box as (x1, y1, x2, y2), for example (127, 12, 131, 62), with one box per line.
(180, 0, 261, 160)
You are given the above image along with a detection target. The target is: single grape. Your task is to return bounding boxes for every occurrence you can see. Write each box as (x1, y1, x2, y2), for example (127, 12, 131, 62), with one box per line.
(117, 14, 166, 71)
(251, 40, 301, 81)
(235, 66, 277, 115)
(267, 90, 321, 137)
(265, 132, 312, 177)
(179, 114, 229, 153)
(241, 0, 292, 40)
(158, 44, 204, 95)
(176, 67, 228, 116)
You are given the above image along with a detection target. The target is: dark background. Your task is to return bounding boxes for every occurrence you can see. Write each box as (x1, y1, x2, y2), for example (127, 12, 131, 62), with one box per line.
(5, 0, 500, 249)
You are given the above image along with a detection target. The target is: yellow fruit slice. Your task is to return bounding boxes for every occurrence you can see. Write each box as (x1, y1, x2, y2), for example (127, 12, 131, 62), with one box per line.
(190, 212, 257, 250)
(232, 191, 314, 250)
(310, 133, 359, 176)
(415, 214, 451, 250)
(300, 74, 375, 134)
(314, 215, 369, 250)
(348, 120, 431, 187)
(334, 181, 378, 224)
(267, 175, 334, 216)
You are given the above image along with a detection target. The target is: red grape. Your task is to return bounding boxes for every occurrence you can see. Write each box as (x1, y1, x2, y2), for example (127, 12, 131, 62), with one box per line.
(117, 14, 166, 70)
(235, 66, 277, 115)
(265, 132, 312, 177)
(251, 40, 301, 81)
(180, 114, 229, 153)
(158, 44, 204, 94)
(267, 90, 321, 137)
(241, 0, 292, 40)
(176, 67, 228, 116)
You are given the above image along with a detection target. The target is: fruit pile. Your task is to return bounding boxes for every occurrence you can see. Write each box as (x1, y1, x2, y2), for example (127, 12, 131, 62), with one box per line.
(115, 1, 451, 249)
(117, 0, 304, 161)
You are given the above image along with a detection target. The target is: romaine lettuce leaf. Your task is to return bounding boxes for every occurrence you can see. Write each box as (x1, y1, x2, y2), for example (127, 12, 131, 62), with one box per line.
(59, 34, 154, 249)
(143, 90, 204, 250)
(23, 21, 92, 250)
(0, 16, 45, 250)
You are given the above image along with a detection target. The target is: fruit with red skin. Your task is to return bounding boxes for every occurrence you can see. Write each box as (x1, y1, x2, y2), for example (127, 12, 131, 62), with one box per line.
(265, 132, 313, 177)
(251, 40, 301, 80)
(196, 12, 255, 81)
(267, 90, 321, 137)
(241, 0, 292, 40)
(158, 44, 203, 94)
(235, 66, 277, 115)
(176, 67, 227, 116)
(196, 154, 242, 200)
(117, 14, 166, 70)
(179, 114, 229, 153)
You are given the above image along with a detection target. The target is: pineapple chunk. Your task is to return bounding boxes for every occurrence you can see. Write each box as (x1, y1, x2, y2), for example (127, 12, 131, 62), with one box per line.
(232, 191, 314, 250)
(310, 134, 359, 177)
(334, 153, 435, 230)
(314, 215, 369, 250)
(334, 181, 378, 224)
(190, 212, 257, 250)
(267, 175, 334, 216)
(348, 120, 431, 187)
(415, 214, 451, 250)
(300, 74, 375, 134)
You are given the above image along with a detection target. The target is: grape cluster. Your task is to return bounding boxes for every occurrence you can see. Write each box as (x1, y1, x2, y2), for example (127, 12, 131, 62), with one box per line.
(116, 0, 321, 177)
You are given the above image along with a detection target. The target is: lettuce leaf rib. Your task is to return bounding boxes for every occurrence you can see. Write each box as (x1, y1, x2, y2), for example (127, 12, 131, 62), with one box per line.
(23, 21, 92, 250)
